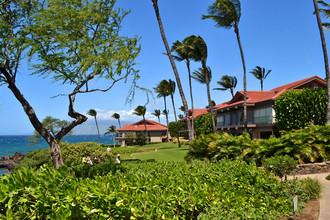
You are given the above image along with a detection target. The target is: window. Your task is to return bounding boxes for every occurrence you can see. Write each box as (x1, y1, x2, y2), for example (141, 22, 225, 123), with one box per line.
(217, 115, 224, 127)
(254, 107, 273, 124)
(224, 113, 231, 126)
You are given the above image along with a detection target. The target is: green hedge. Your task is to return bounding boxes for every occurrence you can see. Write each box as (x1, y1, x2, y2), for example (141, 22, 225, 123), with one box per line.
(0, 160, 314, 219)
(274, 88, 327, 130)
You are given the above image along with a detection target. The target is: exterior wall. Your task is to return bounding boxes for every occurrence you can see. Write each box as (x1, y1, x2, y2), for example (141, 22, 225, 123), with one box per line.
(216, 102, 276, 139)
(116, 130, 169, 146)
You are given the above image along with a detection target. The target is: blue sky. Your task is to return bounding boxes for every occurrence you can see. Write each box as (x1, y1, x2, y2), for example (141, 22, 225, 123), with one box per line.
(0, 0, 329, 135)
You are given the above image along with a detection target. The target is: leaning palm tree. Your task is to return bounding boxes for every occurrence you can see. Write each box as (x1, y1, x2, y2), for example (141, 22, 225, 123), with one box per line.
(318, 0, 330, 30)
(105, 125, 117, 147)
(133, 105, 149, 144)
(152, 109, 161, 123)
(154, 80, 170, 141)
(87, 109, 100, 145)
(171, 36, 197, 138)
(188, 36, 216, 133)
(111, 113, 121, 128)
(214, 75, 237, 97)
(151, 0, 193, 142)
(313, 0, 330, 124)
(168, 79, 181, 147)
(203, 0, 248, 131)
(250, 66, 271, 91)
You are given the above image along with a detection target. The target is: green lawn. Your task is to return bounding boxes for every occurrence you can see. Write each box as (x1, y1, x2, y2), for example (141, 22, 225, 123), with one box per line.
(132, 142, 189, 162)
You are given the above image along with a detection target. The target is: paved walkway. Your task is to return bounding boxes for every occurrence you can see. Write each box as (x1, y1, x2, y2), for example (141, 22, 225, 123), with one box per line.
(289, 172, 330, 220)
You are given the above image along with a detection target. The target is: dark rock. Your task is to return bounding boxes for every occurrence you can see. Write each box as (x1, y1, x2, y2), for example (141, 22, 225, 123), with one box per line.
(0, 152, 26, 172)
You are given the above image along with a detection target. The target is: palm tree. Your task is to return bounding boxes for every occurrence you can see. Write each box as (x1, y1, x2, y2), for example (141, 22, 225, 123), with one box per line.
(154, 80, 170, 141)
(250, 66, 271, 91)
(214, 75, 237, 97)
(203, 0, 248, 132)
(179, 105, 185, 113)
(168, 79, 181, 147)
(111, 113, 121, 128)
(152, 109, 161, 123)
(313, 0, 330, 124)
(188, 36, 216, 133)
(105, 125, 117, 147)
(171, 36, 197, 138)
(133, 105, 149, 144)
(192, 66, 216, 133)
(87, 109, 100, 145)
(151, 0, 193, 142)
(178, 114, 184, 120)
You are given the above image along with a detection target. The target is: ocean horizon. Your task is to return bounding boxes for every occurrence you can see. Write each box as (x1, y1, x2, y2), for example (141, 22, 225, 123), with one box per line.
(0, 134, 116, 175)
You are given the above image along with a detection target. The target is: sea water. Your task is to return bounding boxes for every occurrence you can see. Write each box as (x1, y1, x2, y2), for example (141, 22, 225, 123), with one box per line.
(0, 134, 116, 175)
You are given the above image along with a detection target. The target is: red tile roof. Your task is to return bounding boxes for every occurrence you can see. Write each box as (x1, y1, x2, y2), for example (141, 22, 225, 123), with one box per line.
(179, 108, 209, 121)
(117, 119, 168, 132)
(213, 76, 326, 111)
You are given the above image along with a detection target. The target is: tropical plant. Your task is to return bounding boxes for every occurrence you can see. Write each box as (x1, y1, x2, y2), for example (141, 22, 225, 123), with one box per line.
(214, 75, 237, 97)
(203, 0, 248, 132)
(178, 114, 184, 120)
(133, 105, 149, 144)
(105, 125, 117, 147)
(87, 109, 100, 145)
(313, 0, 330, 125)
(171, 36, 198, 138)
(0, 0, 141, 168)
(151, 0, 193, 142)
(154, 80, 170, 141)
(168, 79, 181, 147)
(250, 66, 271, 91)
(111, 113, 121, 128)
(168, 121, 186, 138)
(152, 109, 161, 123)
(188, 36, 216, 133)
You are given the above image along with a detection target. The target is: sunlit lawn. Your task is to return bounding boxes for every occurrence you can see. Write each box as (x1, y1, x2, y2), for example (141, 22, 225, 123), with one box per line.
(132, 142, 189, 162)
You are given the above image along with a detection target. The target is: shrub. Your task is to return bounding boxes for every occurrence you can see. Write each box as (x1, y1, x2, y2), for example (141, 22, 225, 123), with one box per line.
(168, 121, 186, 138)
(135, 132, 147, 146)
(194, 113, 215, 137)
(0, 160, 306, 219)
(262, 155, 297, 181)
(326, 174, 330, 181)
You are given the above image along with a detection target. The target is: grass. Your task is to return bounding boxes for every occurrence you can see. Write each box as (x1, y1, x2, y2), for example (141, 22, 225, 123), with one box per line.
(131, 142, 189, 162)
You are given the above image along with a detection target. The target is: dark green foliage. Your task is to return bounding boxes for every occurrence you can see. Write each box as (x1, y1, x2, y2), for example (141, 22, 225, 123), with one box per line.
(135, 132, 147, 146)
(168, 121, 186, 137)
(187, 125, 330, 165)
(194, 113, 216, 137)
(0, 160, 313, 219)
(262, 155, 297, 180)
(274, 88, 327, 130)
(326, 174, 330, 180)
(15, 148, 53, 169)
(123, 133, 147, 146)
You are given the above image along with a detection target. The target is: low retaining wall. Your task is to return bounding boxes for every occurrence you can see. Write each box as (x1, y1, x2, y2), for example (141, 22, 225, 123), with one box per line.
(293, 161, 330, 175)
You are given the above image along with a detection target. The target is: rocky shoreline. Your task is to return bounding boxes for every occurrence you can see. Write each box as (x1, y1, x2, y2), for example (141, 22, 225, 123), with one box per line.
(0, 152, 25, 172)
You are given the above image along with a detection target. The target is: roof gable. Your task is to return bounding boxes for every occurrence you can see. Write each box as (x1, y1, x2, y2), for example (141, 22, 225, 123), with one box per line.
(117, 119, 168, 132)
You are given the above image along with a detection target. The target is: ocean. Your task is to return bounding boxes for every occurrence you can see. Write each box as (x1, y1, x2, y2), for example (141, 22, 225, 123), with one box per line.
(0, 134, 116, 175)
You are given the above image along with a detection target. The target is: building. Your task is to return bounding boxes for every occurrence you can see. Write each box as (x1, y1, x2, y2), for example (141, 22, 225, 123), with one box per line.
(115, 119, 169, 146)
(213, 76, 327, 139)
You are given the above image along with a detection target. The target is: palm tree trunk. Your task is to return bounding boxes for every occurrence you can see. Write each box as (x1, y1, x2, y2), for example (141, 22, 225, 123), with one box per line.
(186, 60, 195, 139)
(118, 119, 121, 128)
(202, 63, 216, 133)
(171, 94, 181, 147)
(143, 116, 149, 145)
(163, 96, 170, 142)
(234, 25, 248, 132)
(313, 0, 330, 124)
(261, 80, 263, 91)
(151, 0, 193, 142)
(94, 117, 100, 145)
